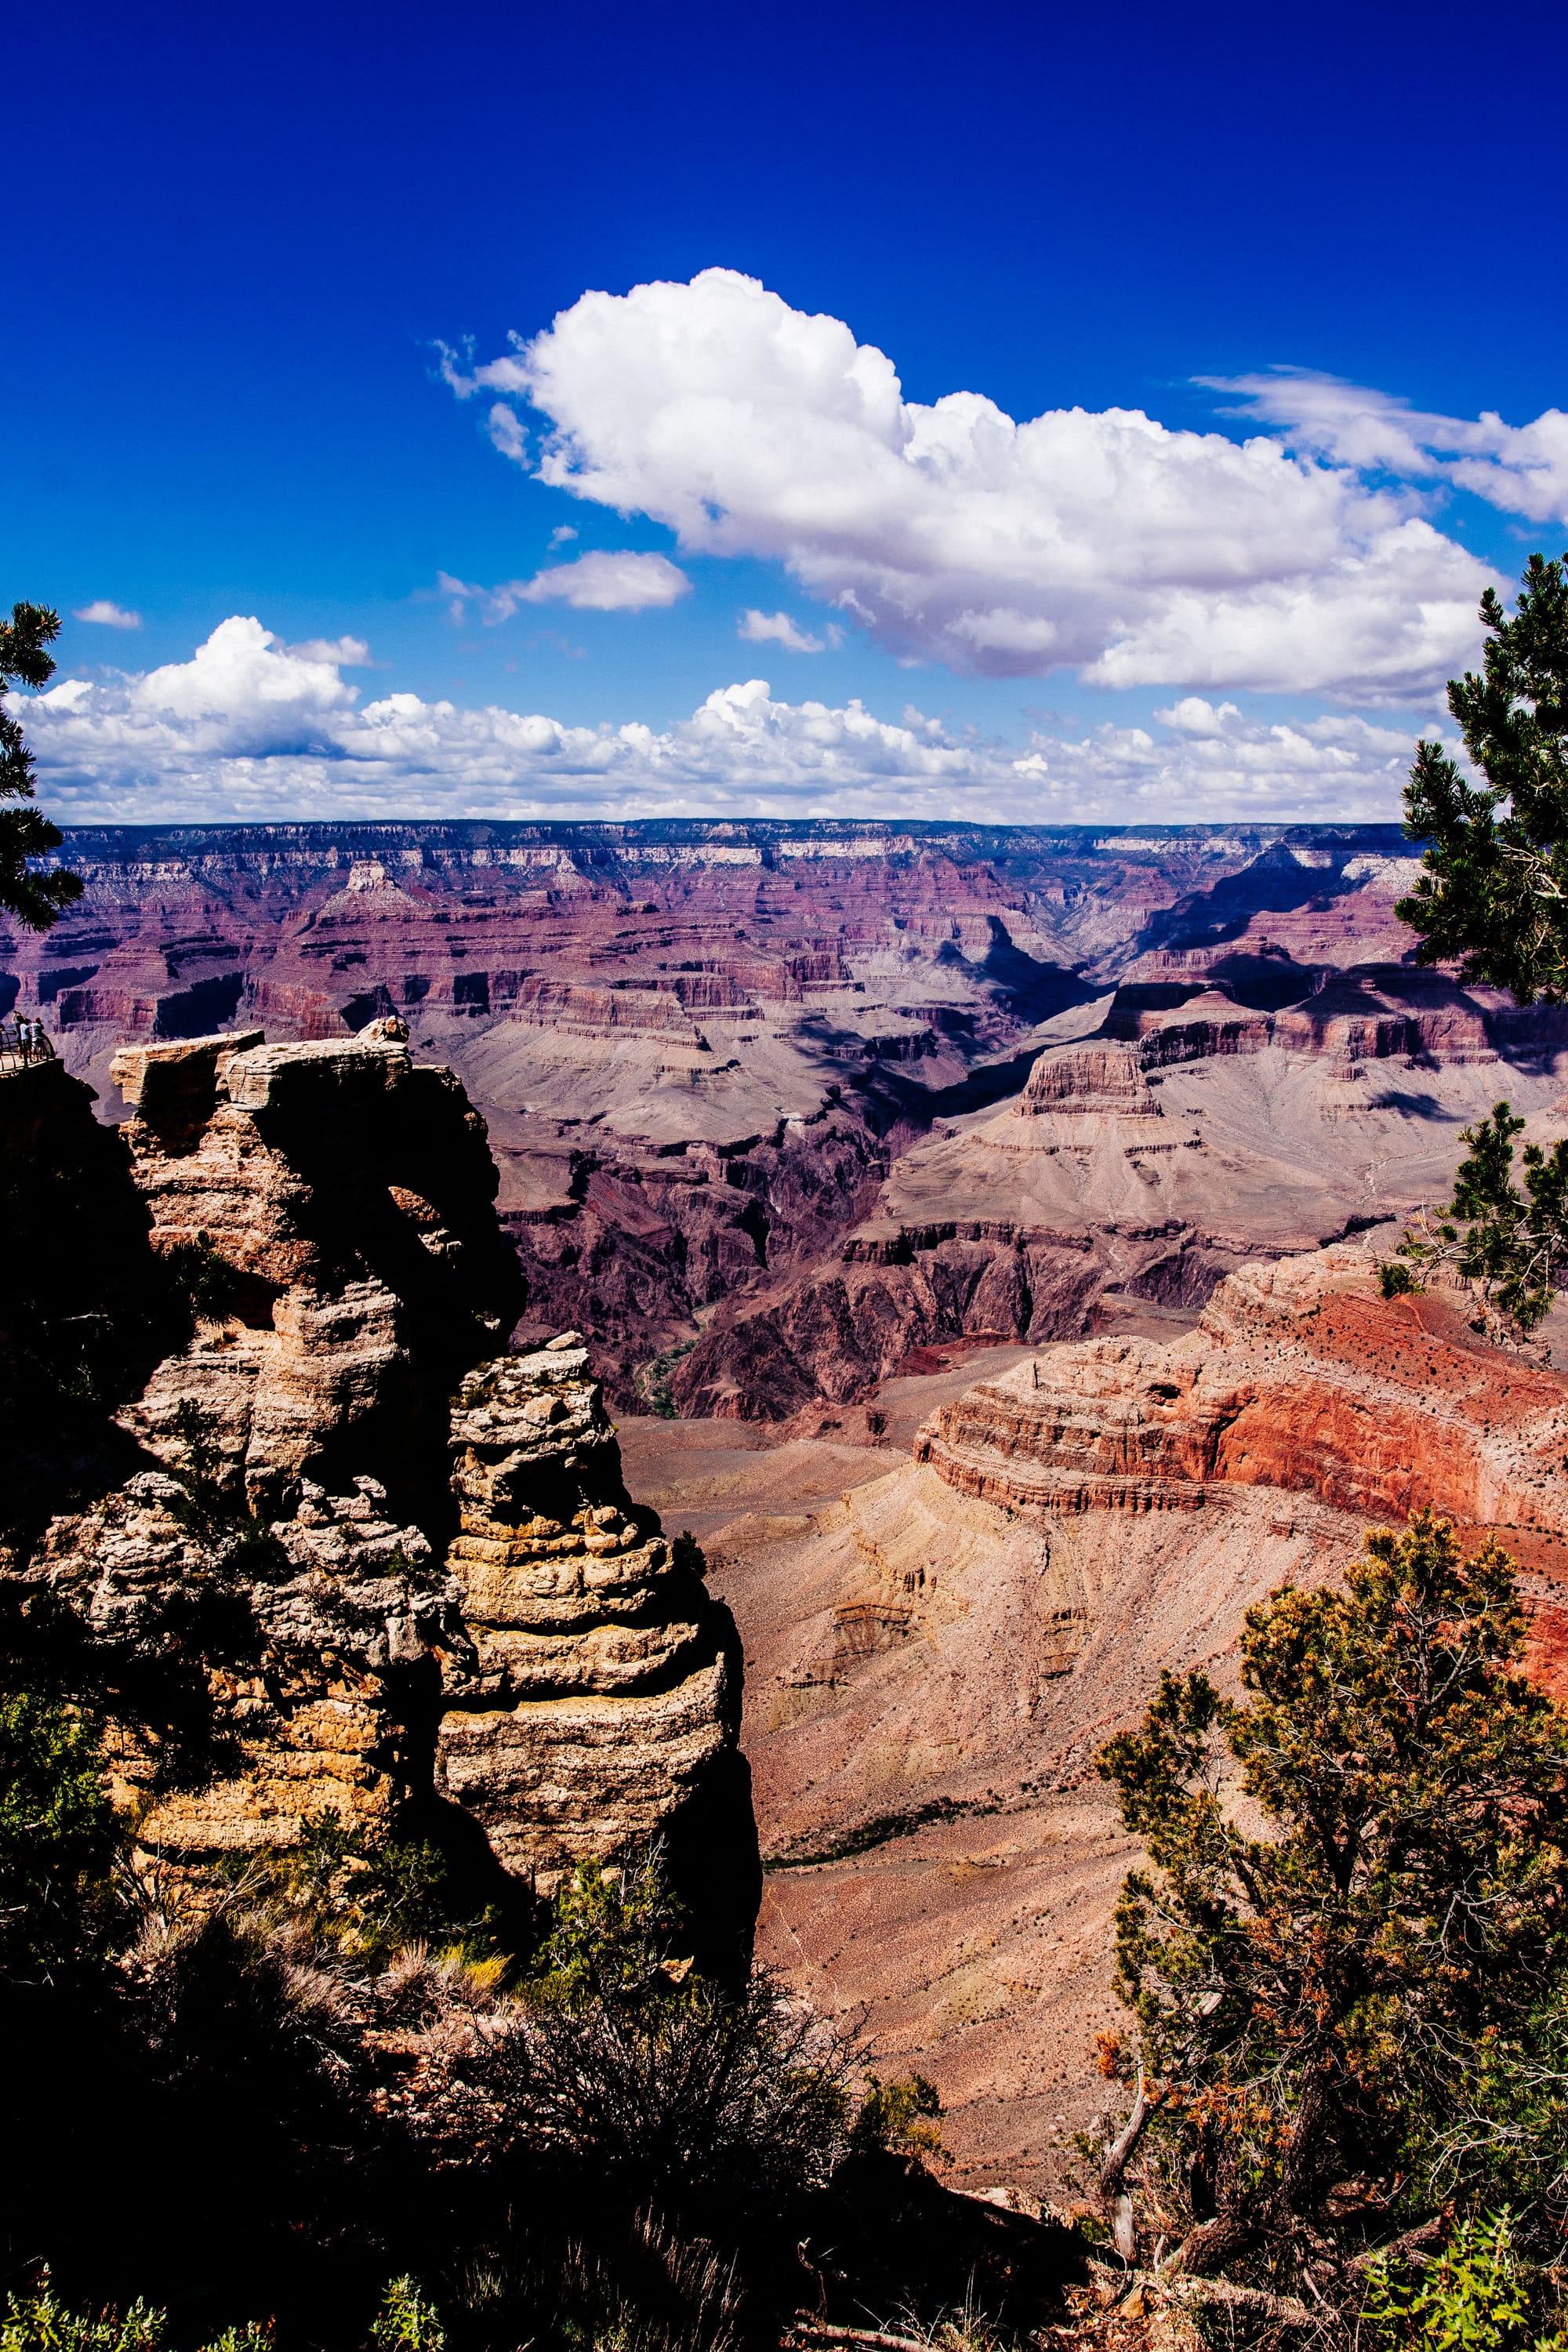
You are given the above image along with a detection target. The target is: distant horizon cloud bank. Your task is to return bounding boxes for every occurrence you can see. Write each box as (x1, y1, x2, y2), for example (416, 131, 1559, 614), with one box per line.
(439, 267, 1557, 706)
(9, 615, 1436, 826)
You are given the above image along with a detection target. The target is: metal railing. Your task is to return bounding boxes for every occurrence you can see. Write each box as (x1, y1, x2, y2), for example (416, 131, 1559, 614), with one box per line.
(0, 1018, 58, 1076)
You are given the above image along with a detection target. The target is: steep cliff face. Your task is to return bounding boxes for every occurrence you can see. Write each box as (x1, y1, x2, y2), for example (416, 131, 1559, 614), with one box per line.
(4, 1030, 757, 1945)
(107, 1023, 521, 1529)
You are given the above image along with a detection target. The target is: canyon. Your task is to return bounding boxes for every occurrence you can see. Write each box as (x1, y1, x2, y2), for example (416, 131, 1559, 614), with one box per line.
(623, 1243, 1568, 2194)
(12, 816, 1566, 1417)
(12, 816, 1568, 2203)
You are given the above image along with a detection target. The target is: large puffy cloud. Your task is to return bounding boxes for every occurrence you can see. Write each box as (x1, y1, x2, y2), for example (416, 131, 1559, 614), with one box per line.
(12, 616, 1425, 825)
(1212, 371, 1568, 528)
(442, 269, 1498, 704)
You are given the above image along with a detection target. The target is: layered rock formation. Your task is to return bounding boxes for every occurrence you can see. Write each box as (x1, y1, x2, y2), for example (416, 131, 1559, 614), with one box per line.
(16, 816, 1568, 1423)
(916, 1246, 1568, 1546)
(671, 961, 1568, 1419)
(34, 1468, 469, 1852)
(435, 1338, 759, 1956)
(106, 1022, 521, 1526)
(689, 1247, 1568, 2187)
(3, 1029, 757, 1946)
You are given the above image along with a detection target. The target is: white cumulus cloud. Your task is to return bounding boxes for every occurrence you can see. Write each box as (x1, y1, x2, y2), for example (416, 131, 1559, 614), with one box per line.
(285, 635, 372, 666)
(74, 600, 141, 629)
(1210, 369, 1568, 528)
(441, 550, 690, 620)
(442, 267, 1501, 705)
(9, 615, 1429, 826)
(739, 608, 827, 652)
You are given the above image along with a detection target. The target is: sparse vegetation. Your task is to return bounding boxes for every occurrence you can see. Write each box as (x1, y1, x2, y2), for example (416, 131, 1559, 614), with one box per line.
(1379, 1098, 1568, 1340)
(0, 2274, 270, 2352)
(0, 1688, 118, 1980)
(164, 1232, 246, 1322)
(0, 1682, 996, 2352)
(764, 1794, 997, 1870)
(636, 1338, 697, 1417)
(1094, 1511, 1568, 2326)
(482, 1856, 854, 2215)
(852, 2073, 948, 2165)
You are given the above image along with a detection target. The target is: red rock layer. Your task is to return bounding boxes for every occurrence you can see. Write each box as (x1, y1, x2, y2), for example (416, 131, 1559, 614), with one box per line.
(917, 1248, 1568, 1563)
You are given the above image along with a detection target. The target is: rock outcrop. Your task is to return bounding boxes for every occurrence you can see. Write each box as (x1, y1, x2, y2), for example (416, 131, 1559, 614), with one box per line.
(435, 1336, 759, 1962)
(679, 1246, 1568, 2187)
(33, 1469, 468, 1852)
(4, 1026, 758, 1952)
(107, 1023, 521, 1527)
(915, 1247, 1568, 1550)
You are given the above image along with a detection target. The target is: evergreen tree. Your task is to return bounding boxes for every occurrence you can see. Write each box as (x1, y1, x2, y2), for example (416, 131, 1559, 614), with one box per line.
(1095, 1514, 1568, 2297)
(0, 602, 83, 932)
(1380, 1099, 1568, 1341)
(1399, 553, 1568, 1001)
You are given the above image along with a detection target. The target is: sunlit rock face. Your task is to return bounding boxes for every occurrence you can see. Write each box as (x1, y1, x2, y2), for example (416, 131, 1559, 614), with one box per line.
(436, 1338, 760, 1969)
(9, 1026, 758, 1969)
(107, 1024, 521, 1529)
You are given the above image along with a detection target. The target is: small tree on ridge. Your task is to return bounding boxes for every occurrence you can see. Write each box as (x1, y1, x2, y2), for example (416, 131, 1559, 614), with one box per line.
(1, 601, 83, 932)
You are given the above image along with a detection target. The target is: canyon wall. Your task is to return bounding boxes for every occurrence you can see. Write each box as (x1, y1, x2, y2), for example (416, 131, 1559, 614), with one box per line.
(13, 818, 1568, 1424)
(7, 819, 1480, 1414)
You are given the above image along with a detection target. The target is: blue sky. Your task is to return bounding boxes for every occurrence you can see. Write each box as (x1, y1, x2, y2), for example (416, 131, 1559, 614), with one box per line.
(8, 0, 1568, 824)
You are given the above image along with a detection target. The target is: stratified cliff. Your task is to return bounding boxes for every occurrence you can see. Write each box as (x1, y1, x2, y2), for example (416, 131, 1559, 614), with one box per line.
(436, 1339, 759, 1958)
(6, 819, 1455, 1414)
(916, 1245, 1568, 1541)
(107, 1022, 519, 1530)
(670, 967, 1568, 1420)
(2, 1027, 757, 1952)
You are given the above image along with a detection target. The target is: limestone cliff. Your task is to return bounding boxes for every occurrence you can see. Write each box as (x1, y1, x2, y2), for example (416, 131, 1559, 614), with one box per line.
(107, 1022, 521, 1528)
(3, 1028, 757, 1951)
(915, 1245, 1568, 1546)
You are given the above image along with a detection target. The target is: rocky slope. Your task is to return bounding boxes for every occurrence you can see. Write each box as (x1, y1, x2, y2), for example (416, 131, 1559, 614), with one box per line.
(2, 1026, 755, 1955)
(652, 1246, 1568, 2187)
(6, 818, 1459, 1409)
